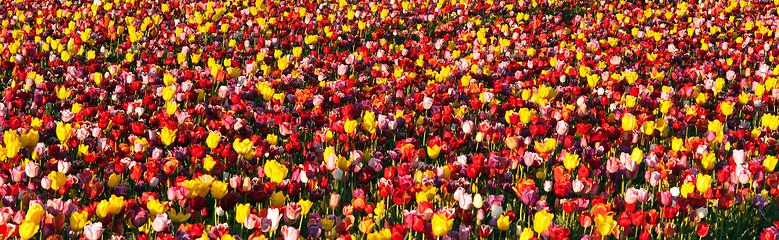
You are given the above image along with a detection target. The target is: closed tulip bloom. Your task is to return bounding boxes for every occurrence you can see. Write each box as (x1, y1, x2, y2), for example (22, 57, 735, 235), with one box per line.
(83, 222, 103, 240)
(621, 113, 637, 131)
(696, 174, 713, 194)
(69, 210, 88, 231)
(764, 156, 777, 172)
(210, 180, 228, 199)
(19, 221, 40, 240)
(533, 210, 553, 233)
(152, 214, 171, 232)
(235, 203, 251, 224)
(206, 131, 221, 149)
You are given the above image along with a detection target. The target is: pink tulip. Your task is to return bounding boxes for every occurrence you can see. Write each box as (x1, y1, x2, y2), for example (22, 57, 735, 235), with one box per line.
(281, 226, 300, 240)
(84, 222, 104, 240)
(555, 121, 569, 135)
(152, 213, 171, 232)
(659, 191, 674, 206)
(24, 162, 40, 178)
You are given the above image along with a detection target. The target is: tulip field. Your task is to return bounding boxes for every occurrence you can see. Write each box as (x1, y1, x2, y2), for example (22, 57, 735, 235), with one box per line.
(4, 0, 779, 239)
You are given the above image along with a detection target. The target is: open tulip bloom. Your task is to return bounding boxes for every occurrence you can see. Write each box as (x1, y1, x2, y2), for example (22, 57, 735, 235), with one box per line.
(2, 0, 779, 240)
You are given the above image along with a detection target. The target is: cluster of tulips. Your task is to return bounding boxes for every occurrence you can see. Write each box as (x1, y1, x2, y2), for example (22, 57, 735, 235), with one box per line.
(2, 0, 779, 239)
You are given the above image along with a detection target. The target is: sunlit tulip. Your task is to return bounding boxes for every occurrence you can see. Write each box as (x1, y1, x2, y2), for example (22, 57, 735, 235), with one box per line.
(431, 212, 453, 237)
(533, 210, 553, 233)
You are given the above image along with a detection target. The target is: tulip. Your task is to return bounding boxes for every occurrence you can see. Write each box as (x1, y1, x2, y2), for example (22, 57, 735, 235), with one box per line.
(3, 130, 20, 159)
(25, 204, 45, 225)
(168, 208, 191, 223)
(563, 153, 580, 171)
(764, 156, 777, 172)
(235, 203, 250, 224)
(701, 153, 717, 171)
(69, 211, 88, 231)
(19, 221, 40, 240)
(720, 101, 735, 116)
(519, 228, 534, 240)
(696, 174, 712, 194)
(160, 127, 177, 146)
(56, 122, 71, 143)
(264, 160, 288, 183)
(281, 226, 300, 240)
(533, 210, 553, 233)
(83, 222, 103, 240)
(427, 145, 441, 159)
(431, 213, 453, 237)
(622, 113, 637, 131)
(497, 214, 511, 231)
(206, 131, 221, 149)
(152, 214, 170, 232)
(594, 214, 616, 237)
(211, 180, 228, 199)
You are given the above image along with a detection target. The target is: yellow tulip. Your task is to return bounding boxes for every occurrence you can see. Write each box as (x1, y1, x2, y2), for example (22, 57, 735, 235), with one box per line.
(211, 180, 228, 199)
(25, 204, 45, 224)
(235, 203, 251, 224)
(763, 114, 779, 131)
(696, 174, 712, 193)
(594, 214, 616, 236)
(533, 210, 553, 233)
(70, 210, 89, 231)
(19, 221, 40, 240)
(4, 130, 21, 158)
(266, 134, 278, 146)
(56, 87, 73, 100)
(232, 138, 253, 155)
(519, 228, 534, 240)
(168, 208, 192, 223)
(497, 214, 511, 231)
(277, 55, 289, 70)
(560, 153, 579, 170)
(107, 173, 121, 188)
(48, 171, 67, 190)
(720, 101, 735, 116)
(631, 148, 643, 164)
(264, 160, 288, 183)
(271, 191, 286, 206)
(431, 213, 453, 237)
(108, 195, 125, 215)
(20, 129, 39, 148)
(147, 199, 169, 216)
(206, 131, 221, 149)
(298, 199, 313, 215)
(203, 155, 217, 172)
(56, 122, 71, 143)
(160, 127, 177, 146)
(701, 153, 717, 171)
(659, 100, 672, 115)
(344, 119, 359, 134)
(621, 113, 637, 131)
(764, 155, 777, 172)
(672, 137, 686, 152)
(427, 145, 441, 160)
(641, 121, 655, 135)
(362, 111, 377, 134)
(96, 200, 110, 218)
